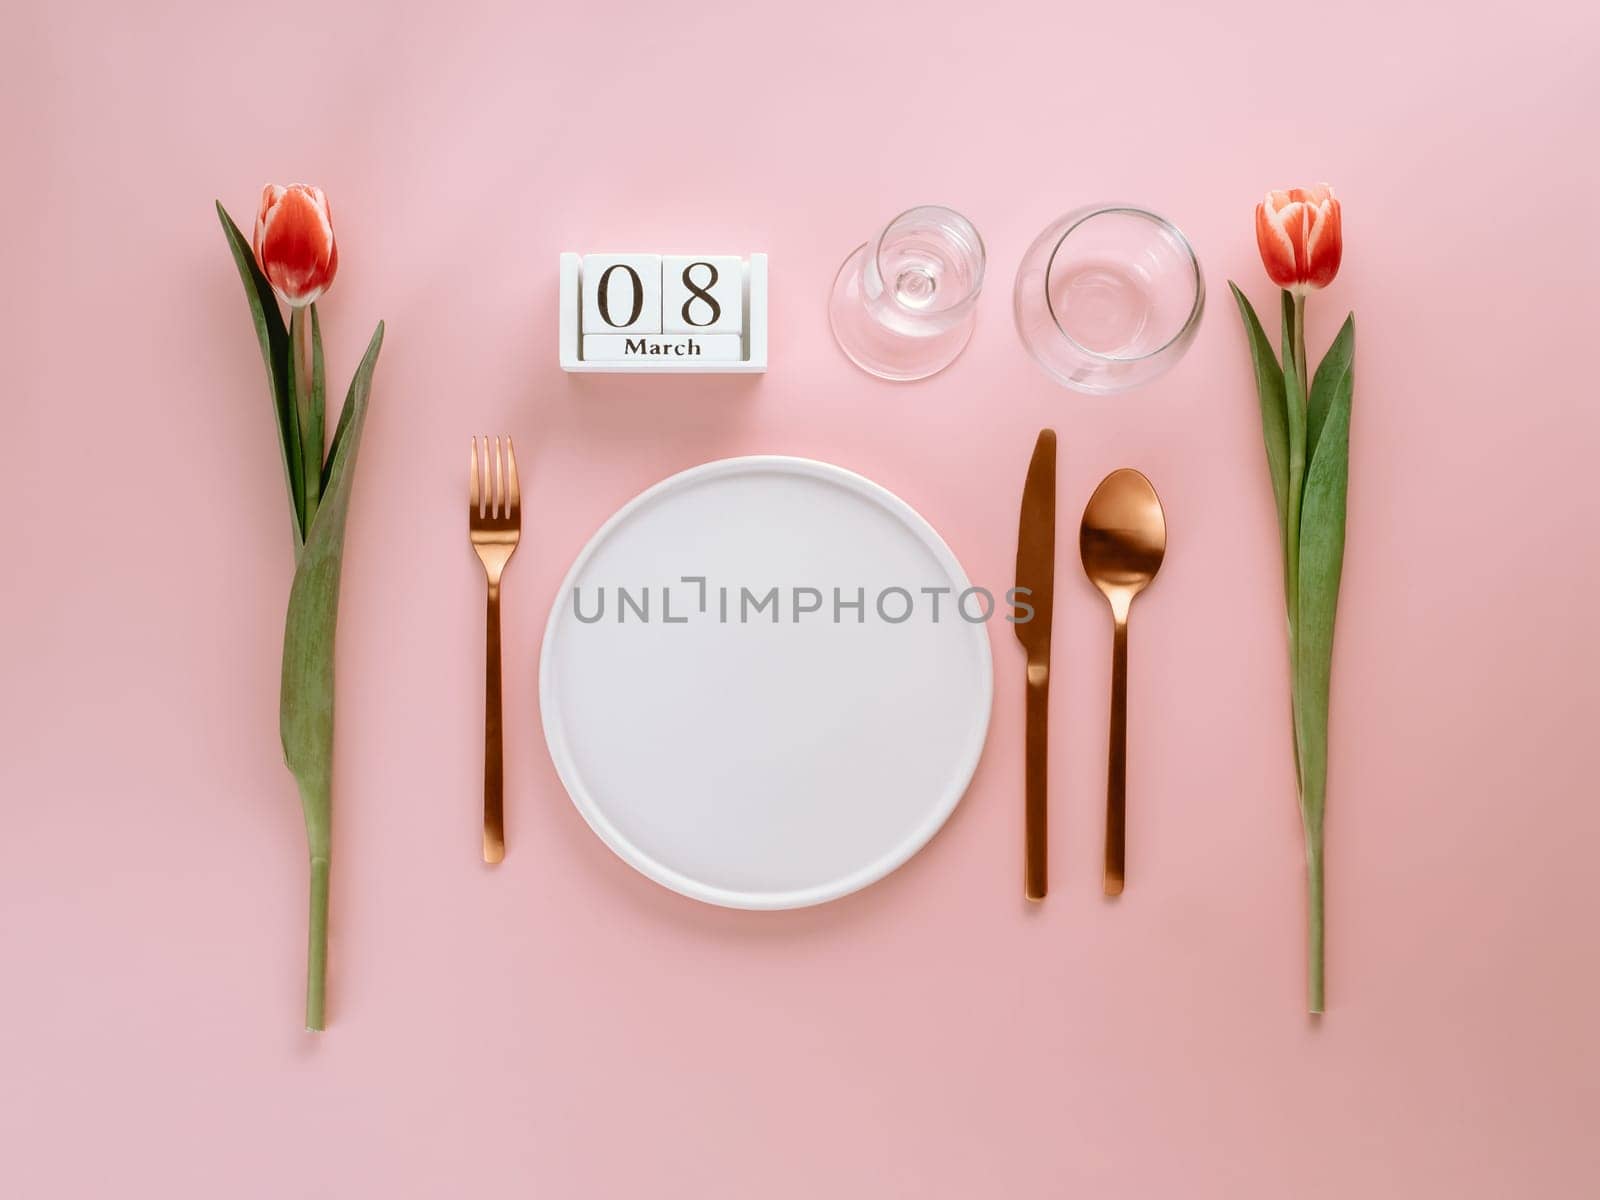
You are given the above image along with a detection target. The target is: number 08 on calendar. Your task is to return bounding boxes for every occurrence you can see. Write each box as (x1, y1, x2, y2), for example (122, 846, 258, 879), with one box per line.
(559, 252, 768, 373)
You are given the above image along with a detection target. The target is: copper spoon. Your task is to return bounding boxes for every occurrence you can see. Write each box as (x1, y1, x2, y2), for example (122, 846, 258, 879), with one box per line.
(1079, 469, 1166, 896)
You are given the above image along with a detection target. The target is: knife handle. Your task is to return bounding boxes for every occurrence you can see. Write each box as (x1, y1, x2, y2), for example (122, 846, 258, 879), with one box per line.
(1024, 661, 1049, 901)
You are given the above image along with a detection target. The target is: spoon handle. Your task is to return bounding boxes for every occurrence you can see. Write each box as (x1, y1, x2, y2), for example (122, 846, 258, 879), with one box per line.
(1105, 616, 1128, 895)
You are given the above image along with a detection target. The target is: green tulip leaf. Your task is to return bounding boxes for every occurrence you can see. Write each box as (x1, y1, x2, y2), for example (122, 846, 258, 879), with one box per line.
(1228, 282, 1290, 547)
(311, 304, 326, 487)
(280, 319, 383, 834)
(1295, 313, 1354, 844)
(1306, 313, 1354, 469)
(216, 201, 304, 549)
(321, 326, 364, 496)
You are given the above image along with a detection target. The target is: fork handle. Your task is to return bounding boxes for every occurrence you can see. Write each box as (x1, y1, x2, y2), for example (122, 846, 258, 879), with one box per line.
(483, 582, 506, 863)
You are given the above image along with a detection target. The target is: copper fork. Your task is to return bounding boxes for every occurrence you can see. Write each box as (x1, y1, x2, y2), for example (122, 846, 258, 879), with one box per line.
(469, 436, 521, 863)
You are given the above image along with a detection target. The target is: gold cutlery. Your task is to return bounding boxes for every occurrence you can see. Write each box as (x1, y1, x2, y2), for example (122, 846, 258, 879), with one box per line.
(1079, 469, 1166, 896)
(1013, 430, 1057, 901)
(469, 436, 522, 864)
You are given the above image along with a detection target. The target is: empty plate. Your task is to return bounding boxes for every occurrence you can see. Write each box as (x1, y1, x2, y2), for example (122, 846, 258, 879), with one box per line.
(539, 456, 993, 909)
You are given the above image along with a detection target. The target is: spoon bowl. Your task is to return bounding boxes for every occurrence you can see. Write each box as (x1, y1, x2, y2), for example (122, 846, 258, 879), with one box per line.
(1079, 469, 1167, 895)
(1080, 469, 1167, 616)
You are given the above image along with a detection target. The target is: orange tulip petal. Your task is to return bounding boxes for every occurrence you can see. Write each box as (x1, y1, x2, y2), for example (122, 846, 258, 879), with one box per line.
(1290, 202, 1312, 278)
(1305, 195, 1342, 290)
(1255, 199, 1300, 288)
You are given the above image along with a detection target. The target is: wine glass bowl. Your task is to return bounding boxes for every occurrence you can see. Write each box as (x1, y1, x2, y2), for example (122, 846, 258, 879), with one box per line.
(829, 205, 986, 381)
(1014, 205, 1204, 394)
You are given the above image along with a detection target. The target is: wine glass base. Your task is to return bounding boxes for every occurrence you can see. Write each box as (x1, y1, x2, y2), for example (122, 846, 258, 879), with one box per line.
(828, 244, 977, 382)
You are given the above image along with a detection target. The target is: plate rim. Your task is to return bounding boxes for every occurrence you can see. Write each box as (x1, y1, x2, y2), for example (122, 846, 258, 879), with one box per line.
(538, 454, 994, 910)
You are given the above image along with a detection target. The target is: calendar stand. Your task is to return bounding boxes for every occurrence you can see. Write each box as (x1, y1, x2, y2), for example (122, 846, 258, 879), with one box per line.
(558, 252, 767, 373)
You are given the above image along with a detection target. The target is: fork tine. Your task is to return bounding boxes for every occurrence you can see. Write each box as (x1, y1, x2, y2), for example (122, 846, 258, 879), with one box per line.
(493, 436, 505, 518)
(482, 435, 492, 517)
(483, 435, 493, 516)
(505, 437, 521, 518)
(469, 436, 480, 516)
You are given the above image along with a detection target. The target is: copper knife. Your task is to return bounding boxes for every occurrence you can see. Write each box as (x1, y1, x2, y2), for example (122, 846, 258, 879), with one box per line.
(1014, 429, 1057, 901)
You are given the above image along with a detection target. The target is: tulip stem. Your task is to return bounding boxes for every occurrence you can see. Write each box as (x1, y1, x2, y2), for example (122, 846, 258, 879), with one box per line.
(290, 306, 320, 532)
(1292, 292, 1308, 419)
(1293, 293, 1311, 801)
(1284, 292, 1308, 797)
(305, 853, 329, 1031)
(1306, 835, 1324, 1014)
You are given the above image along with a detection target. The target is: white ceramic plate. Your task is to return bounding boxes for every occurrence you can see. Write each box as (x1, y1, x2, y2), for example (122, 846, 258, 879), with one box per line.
(539, 456, 993, 909)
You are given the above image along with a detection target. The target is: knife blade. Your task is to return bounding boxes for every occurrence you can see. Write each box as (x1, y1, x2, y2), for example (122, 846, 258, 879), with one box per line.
(1014, 429, 1057, 901)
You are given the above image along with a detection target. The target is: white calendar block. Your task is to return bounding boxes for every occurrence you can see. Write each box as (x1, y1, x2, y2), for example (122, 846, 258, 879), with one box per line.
(580, 253, 661, 335)
(559, 252, 767, 373)
(661, 255, 744, 335)
(583, 333, 743, 362)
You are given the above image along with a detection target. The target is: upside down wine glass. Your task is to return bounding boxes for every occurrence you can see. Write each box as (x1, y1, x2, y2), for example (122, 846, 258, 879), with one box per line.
(1014, 205, 1204, 393)
(829, 205, 986, 381)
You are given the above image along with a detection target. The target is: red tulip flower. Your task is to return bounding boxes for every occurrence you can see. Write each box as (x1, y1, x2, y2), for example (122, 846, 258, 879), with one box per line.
(218, 185, 385, 1030)
(1255, 184, 1342, 293)
(253, 184, 339, 308)
(1230, 181, 1356, 1014)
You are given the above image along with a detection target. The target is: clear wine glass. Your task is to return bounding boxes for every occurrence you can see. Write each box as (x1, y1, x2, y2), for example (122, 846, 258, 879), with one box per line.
(1014, 205, 1204, 394)
(829, 205, 986, 381)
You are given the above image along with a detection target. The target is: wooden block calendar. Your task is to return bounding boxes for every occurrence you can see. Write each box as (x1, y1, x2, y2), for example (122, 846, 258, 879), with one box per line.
(559, 252, 767, 373)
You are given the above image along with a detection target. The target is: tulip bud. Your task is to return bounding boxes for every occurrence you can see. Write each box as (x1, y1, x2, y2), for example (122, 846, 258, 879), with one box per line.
(253, 184, 339, 308)
(1255, 184, 1342, 293)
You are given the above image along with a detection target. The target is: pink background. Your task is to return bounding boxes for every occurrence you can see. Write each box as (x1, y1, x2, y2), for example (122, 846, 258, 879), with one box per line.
(4, 1, 1597, 1195)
